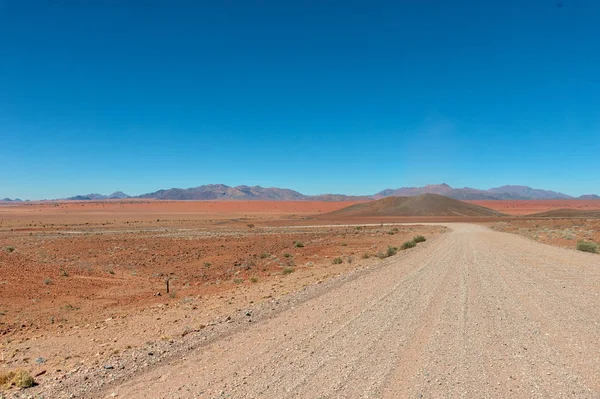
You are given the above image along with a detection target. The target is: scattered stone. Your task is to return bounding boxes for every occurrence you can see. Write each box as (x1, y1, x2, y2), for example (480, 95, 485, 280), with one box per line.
(35, 356, 46, 364)
(104, 365, 114, 370)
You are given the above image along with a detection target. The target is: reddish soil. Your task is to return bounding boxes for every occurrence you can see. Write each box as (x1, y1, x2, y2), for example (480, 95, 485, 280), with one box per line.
(0, 200, 443, 391)
(466, 199, 600, 216)
(1, 200, 598, 396)
(0, 200, 361, 229)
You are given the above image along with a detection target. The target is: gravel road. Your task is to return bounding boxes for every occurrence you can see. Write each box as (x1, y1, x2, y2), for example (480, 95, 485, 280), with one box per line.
(100, 223, 600, 398)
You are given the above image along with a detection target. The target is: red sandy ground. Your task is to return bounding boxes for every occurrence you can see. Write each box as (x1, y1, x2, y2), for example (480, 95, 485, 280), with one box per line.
(0, 200, 362, 228)
(1, 199, 598, 393)
(0, 200, 445, 387)
(466, 199, 600, 215)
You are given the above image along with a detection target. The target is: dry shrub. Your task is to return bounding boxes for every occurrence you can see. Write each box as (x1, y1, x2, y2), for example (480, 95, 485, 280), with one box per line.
(413, 235, 426, 243)
(282, 267, 294, 275)
(0, 369, 35, 388)
(577, 241, 598, 253)
(401, 240, 417, 250)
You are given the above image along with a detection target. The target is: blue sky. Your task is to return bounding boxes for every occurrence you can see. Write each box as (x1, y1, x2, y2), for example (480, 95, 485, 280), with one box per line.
(1, 0, 599, 199)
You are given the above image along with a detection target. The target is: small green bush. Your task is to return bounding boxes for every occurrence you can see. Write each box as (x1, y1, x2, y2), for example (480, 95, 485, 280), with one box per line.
(5, 246, 15, 253)
(332, 257, 343, 264)
(362, 253, 370, 259)
(283, 253, 291, 258)
(282, 267, 294, 275)
(294, 242, 304, 248)
(577, 241, 598, 253)
(376, 251, 387, 259)
(387, 246, 398, 257)
(250, 276, 259, 283)
(401, 240, 417, 250)
(413, 235, 426, 243)
(260, 253, 270, 259)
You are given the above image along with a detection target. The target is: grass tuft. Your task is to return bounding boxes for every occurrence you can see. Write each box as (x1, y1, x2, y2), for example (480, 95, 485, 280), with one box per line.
(577, 240, 598, 253)
(282, 267, 294, 275)
(332, 257, 343, 264)
(413, 235, 426, 243)
(400, 240, 417, 250)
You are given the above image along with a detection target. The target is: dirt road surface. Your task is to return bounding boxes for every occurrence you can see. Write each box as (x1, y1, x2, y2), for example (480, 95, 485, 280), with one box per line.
(97, 223, 599, 398)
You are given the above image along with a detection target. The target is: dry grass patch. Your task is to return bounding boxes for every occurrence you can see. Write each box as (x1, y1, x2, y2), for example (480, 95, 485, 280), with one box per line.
(577, 241, 598, 253)
(0, 369, 35, 388)
(282, 267, 295, 275)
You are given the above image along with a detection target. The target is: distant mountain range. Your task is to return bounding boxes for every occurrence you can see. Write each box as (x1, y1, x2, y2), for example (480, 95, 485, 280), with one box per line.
(2, 184, 598, 202)
(372, 183, 592, 200)
(65, 191, 131, 201)
(136, 184, 366, 201)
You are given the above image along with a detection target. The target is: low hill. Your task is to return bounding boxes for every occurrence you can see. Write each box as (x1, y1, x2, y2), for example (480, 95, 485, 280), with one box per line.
(108, 191, 130, 199)
(527, 209, 600, 218)
(321, 194, 504, 217)
(578, 194, 600, 200)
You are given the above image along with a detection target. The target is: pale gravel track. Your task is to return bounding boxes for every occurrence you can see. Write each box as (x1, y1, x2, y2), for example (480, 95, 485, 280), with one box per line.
(99, 223, 600, 398)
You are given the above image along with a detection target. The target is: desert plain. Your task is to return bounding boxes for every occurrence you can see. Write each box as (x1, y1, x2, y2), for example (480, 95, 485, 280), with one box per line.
(0, 198, 599, 398)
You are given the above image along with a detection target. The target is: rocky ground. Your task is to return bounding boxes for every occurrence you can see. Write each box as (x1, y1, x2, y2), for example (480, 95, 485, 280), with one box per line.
(0, 201, 443, 397)
(489, 218, 600, 251)
(9, 223, 598, 398)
